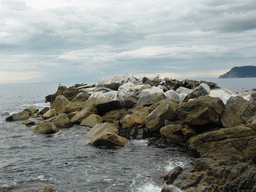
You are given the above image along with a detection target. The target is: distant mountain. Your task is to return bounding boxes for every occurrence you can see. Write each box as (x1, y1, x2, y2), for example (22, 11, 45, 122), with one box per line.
(219, 66, 256, 78)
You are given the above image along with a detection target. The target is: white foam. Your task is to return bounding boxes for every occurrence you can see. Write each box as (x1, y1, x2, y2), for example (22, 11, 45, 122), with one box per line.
(136, 183, 162, 192)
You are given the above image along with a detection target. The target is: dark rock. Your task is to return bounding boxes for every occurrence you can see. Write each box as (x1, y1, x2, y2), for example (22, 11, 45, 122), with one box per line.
(6, 111, 30, 121)
(183, 83, 210, 102)
(164, 166, 183, 184)
(34, 122, 59, 134)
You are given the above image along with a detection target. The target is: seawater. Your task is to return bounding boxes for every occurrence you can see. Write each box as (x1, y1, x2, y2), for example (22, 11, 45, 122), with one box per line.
(0, 78, 255, 192)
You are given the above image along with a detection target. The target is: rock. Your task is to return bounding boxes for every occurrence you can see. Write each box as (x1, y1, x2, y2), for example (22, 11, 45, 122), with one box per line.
(220, 96, 248, 128)
(242, 93, 256, 122)
(87, 122, 127, 147)
(145, 99, 177, 132)
(177, 96, 225, 127)
(38, 107, 50, 115)
(22, 120, 36, 127)
(160, 124, 185, 144)
(67, 111, 79, 119)
(51, 95, 70, 115)
(45, 85, 81, 104)
(164, 90, 183, 105)
(118, 82, 151, 100)
(71, 105, 98, 124)
(80, 114, 103, 128)
(175, 171, 204, 190)
(183, 83, 210, 102)
(42, 109, 57, 119)
(246, 115, 256, 132)
(64, 92, 90, 113)
(137, 87, 166, 106)
(86, 91, 122, 115)
(176, 86, 193, 95)
(34, 122, 59, 134)
(209, 88, 235, 104)
(6, 111, 30, 121)
(23, 106, 39, 116)
(164, 166, 183, 184)
(120, 96, 138, 109)
(119, 127, 150, 140)
(102, 108, 128, 123)
(39, 188, 56, 192)
(187, 125, 256, 161)
(121, 107, 150, 129)
(51, 113, 72, 128)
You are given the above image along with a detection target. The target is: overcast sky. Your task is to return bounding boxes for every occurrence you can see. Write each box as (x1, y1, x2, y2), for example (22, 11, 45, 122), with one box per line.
(0, 0, 255, 84)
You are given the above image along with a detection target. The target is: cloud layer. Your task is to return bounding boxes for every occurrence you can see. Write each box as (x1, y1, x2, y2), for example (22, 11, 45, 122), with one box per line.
(1, 0, 255, 83)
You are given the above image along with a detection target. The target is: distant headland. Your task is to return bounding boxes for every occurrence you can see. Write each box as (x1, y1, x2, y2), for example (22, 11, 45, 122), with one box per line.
(219, 65, 256, 78)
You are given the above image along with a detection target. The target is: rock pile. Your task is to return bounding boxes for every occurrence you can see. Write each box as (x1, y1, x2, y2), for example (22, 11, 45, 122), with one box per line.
(6, 75, 256, 191)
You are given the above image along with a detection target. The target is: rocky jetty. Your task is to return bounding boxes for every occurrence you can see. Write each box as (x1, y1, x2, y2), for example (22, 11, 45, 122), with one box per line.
(6, 74, 256, 191)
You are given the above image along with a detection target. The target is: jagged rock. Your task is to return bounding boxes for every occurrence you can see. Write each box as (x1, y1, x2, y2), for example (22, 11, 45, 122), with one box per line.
(86, 122, 127, 147)
(64, 92, 90, 113)
(220, 96, 248, 128)
(177, 96, 225, 127)
(71, 105, 98, 124)
(6, 111, 30, 121)
(137, 87, 166, 106)
(67, 111, 79, 119)
(242, 93, 256, 122)
(209, 88, 235, 104)
(187, 125, 256, 161)
(119, 127, 150, 140)
(42, 109, 57, 119)
(145, 99, 177, 132)
(51, 95, 70, 115)
(50, 113, 72, 128)
(183, 83, 210, 102)
(34, 122, 59, 134)
(164, 90, 183, 105)
(120, 96, 137, 109)
(118, 82, 151, 100)
(80, 114, 103, 128)
(121, 107, 150, 129)
(22, 120, 35, 127)
(246, 115, 256, 132)
(175, 87, 193, 95)
(102, 108, 128, 123)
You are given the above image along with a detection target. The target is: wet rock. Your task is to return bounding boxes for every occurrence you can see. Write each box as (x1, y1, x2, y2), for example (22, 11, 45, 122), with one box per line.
(119, 127, 150, 140)
(23, 106, 39, 116)
(34, 122, 59, 134)
(80, 114, 103, 128)
(177, 96, 225, 127)
(145, 99, 177, 132)
(22, 120, 36, 127)
(183, 83, 210, 102)
(6, 111, 30, 121)
(160, 124, 185, 144)
(220, 96, 248, 128)
(164, 166, 183, 184)
(51, 95, 70, 115)
(187, 125, 256, 161)
(87, 122, 127, 147)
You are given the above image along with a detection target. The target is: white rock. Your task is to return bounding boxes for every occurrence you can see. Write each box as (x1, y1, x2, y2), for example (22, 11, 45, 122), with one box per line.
(139, 86, 164, 99)
(164, 90, 183, 105)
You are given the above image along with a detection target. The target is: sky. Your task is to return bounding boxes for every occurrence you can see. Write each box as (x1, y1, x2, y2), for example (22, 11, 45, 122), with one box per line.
(0, 0, 256, 84)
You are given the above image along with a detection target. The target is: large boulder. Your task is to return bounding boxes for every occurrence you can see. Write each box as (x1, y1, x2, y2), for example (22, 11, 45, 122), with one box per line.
(137, 87, 166, 106)
(23, 106, 39, 116)
(50, 113, 72, 128)
(86, 91, 122, 115)
(246, 115, 256, 132)
(164, 90, 183, 105)
(34, 122, 59, 134)
(102, 108, 128, 123)
(242, 93, 256, 122)
(80, 114, 103, 128)
(51, 95, 70, 115)
(71, 105, 98, 124)
(220, 96, 248, 128)
(121, 107, 150, 129)
(145, 99, 177, 132)
(42, 109, 57, 119)
(187, 125, 256, 161)
(64, 92, 89, 113)
(6, 111, 30, 121)
(183, 83, 210, 102)
(86, 122, 127, 147)
(177, 96, 225, 127)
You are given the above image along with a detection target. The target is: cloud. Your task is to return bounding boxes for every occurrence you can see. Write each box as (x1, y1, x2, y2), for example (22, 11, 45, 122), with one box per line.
(0, 71, 43, 84)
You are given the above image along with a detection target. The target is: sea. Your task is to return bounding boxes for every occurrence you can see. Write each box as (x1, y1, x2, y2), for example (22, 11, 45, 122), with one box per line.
(0, 77, 255, 192)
